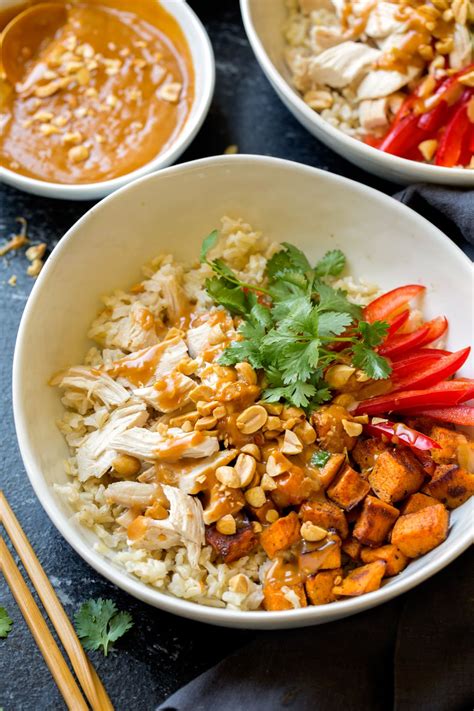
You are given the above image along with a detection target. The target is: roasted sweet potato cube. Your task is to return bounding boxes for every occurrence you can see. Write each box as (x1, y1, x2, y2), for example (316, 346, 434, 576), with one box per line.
(412, 449, 436, 477)
(260, 511, 301, 558)
(333, 560, 386, 597)
(368, 448, 425, 504)
(271, 466, 312, 508)
(341, 537, 362, 561)
(391, 504, 449, 558)
(360, 544, 408, 576)
(205, 518, 258, 563)
(401, 492, 439, 515)
(305, 569, 342, 605)
(352, 438, 387, 471)
(263, 580, 307, 611)
(298, 533, 341, 574)
(430, 425, 467, 464)
(327, 464, 370, 511)
(299, 499, 348, 538)
(353, 495, 399, 547)
(248, 499, 278, 524)
(422, 464, 474, 509)
(318, 453, 346, 488)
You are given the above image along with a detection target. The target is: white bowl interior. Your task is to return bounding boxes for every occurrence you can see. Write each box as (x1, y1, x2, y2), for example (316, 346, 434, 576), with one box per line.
(0, 0, 215, 200)
(14, 156, 473, 628)
(241, 0, 473, 186)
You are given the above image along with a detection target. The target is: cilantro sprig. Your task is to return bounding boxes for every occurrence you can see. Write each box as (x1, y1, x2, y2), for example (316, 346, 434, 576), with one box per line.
(0, 608, 13, 639)
(74, 598, 133, 656)
(201, 232, 391, 410)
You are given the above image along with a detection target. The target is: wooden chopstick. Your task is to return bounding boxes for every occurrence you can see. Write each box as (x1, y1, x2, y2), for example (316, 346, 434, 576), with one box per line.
(0, 491, 114, 711)
(0, 535, 89, 711)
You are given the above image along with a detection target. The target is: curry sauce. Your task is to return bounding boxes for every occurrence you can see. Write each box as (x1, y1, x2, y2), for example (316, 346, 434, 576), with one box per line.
(0, 0, 194, 183)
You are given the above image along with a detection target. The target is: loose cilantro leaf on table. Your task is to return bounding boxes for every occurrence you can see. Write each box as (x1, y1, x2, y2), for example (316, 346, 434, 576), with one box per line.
(201, 234, 391, 410)
(0, 608, 13, 638)
(75, 598, 133, 656)
(310, 450, 331, 468)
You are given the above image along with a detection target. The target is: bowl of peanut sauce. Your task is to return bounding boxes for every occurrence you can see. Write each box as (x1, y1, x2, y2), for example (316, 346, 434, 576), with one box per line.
(0, 0, 214, 198)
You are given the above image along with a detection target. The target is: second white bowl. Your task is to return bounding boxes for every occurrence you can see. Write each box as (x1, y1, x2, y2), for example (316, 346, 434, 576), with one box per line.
(240, 0, 473, 186)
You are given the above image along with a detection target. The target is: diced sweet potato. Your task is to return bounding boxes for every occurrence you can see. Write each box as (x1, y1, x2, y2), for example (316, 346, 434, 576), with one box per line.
(422, 464, 474, 509)
(327, 464, 371, 511)
(333, 560, 386, 597)
(205, 517, 258, 563)
(318, 453, 346, 488)
(391, 504, 449, 558)
(260, 511, 301, 558)
(430, 425, 467, 464)
(341, 537, 362, 561)
(360, 544, 408, 576)
(298, 533, 341, 574)
(368, 448, 425, 504)
(247, 499, 278, 524)
(401, 492, 439, 515)
(271, 466, 312, 508)
(305, 569, 342, 605)
(412, 449, 436, 477)
(352, 437, 387, 471)
(299, 499, 348, 538)
(311, 404, 357, 452)
(353, 495, 399, 547)
(263, 580, 307, 611)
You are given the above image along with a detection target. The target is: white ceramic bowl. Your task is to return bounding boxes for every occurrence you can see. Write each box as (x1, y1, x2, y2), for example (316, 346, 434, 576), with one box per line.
(0, 0, 215, 200)
(240, 0, 474, 186)
(13, 155, 473, 629)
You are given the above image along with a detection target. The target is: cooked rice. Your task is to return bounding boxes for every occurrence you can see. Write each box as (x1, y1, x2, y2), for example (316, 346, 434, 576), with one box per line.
(54, 216, 378, 610)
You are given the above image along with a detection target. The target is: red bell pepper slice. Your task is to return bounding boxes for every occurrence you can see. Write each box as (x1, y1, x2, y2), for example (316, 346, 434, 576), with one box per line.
(386, 309, 410, 338)
(435, 100, 471, 167)
(395, 405, 474, 427)
(378, 324, 431, 358)
(354, 380, 474, 416)
(417, 100, 449, 132)
(363, 285, 425, 324)
(391, 347, 471, 392)
(379, 316, 448, 357)
(364, 420, 441, 451)
(391, 350, 449, 378)
(379, 113, 425, 157)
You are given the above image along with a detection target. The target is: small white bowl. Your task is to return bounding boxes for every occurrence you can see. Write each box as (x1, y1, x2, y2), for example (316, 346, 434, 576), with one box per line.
(13, 155, 473, 629)
(0, 0, 215, 200)
(240, 0, 474, 186)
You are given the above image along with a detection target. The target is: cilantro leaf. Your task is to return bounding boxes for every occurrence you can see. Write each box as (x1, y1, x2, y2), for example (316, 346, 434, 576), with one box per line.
(205, 277, 248, 315)
(263, 380, 317, 409)
(281, 242, 312, 273)
(310, 450, 331, 468)
(314, 281, 362, 320)
(75, 598, 133, 656)
(314, 249, 346, 277)
(357, 320, 389, 348)
(200, 229, 219, 262)
(266, 249, 294, 280)
(279, 340, 321, 384)
(0, 608, 13, 639)
(352, 343, 392, 380)
(318, 311, 352, 338)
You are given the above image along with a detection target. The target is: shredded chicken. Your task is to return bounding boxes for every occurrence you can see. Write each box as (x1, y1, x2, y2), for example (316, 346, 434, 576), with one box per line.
(310, 42, 381, 88)
(110, 426, 219, 462)
(357, 66, 421, 100)
(104, 481, 159, 507)
(134, 372, 195, 413)
(56, 366, 130, 408)
(358, 97, 390, 132)
(76, 403, 148, 481)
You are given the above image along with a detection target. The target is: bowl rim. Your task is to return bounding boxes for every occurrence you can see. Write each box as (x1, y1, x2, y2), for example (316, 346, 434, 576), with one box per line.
(12, 154, 474, 628)
(239, 0, 472, 184)
(0, 0, 215, 200)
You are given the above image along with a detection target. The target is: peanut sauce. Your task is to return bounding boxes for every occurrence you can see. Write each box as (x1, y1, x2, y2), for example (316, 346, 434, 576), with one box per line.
(0, 0, 194, 183)
(106, 336, 179, 386)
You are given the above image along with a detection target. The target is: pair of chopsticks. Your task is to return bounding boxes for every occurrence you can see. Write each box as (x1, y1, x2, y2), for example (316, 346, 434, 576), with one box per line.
(0, 491, 114, 710)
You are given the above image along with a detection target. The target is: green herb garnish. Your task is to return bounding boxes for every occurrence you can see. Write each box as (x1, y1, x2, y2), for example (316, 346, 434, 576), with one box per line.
(0, 608, 13, 639)
(201, 233, 391, 410)
(75, 598, 133, 656)
(310, 451, 331, 468)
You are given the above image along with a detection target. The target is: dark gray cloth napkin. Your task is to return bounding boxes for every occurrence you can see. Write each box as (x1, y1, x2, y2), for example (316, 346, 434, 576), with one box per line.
(394, 185, 473, 244)
(157, 548, 473, 711)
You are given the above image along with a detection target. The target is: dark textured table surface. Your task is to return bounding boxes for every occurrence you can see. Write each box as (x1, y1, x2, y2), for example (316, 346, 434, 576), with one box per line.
(0, 2, 472, 710)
